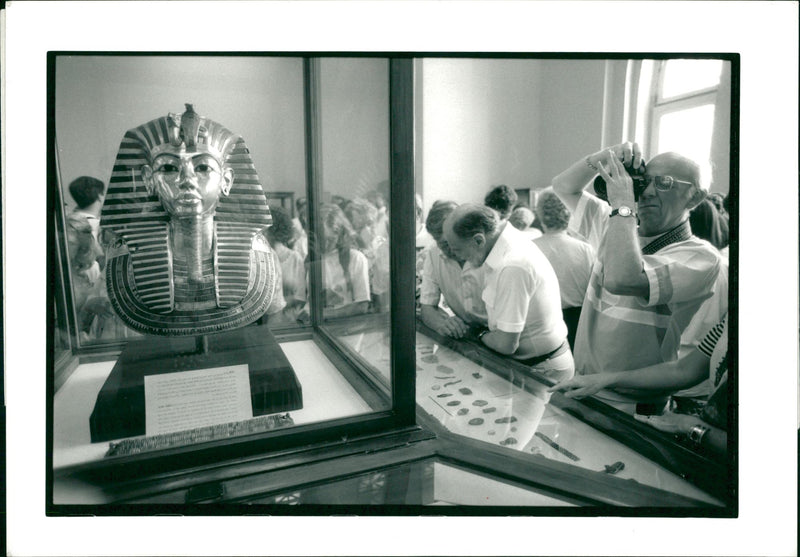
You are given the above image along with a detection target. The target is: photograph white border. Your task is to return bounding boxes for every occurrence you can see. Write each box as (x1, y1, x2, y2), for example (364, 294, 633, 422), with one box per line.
(4, 1, 798, 555)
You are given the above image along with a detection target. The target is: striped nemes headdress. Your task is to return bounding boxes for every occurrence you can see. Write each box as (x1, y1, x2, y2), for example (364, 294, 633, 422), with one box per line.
(102, 104, 272, 230)
(101, 105, 278, 335)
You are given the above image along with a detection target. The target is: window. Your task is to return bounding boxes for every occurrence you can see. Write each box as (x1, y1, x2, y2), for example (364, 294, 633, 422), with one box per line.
(631, 58, 731, 191)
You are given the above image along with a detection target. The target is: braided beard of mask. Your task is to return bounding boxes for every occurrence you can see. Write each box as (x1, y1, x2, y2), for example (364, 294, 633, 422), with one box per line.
(178, 215, 207, 283)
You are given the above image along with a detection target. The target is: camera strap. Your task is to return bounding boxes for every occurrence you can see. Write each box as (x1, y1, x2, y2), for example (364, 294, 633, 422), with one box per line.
(641, 220, 693, 255)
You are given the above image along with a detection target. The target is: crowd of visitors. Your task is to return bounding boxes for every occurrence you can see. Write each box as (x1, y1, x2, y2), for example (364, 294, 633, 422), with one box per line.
(66, 139, 730, 459)
(415, 141, 730, 459)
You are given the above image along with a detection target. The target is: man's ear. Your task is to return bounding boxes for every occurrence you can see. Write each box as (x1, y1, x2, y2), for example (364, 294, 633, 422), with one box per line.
(141, 165, 155, 196)
(686, 187, 707, 211)
(221, 167, 234, 197)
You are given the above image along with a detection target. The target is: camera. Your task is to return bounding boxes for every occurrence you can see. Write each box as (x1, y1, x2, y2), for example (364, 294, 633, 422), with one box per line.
(593, 159, 648, 203)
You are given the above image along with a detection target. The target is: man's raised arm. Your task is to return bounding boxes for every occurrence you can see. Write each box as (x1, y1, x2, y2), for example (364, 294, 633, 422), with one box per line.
(552, 141, 643, 213)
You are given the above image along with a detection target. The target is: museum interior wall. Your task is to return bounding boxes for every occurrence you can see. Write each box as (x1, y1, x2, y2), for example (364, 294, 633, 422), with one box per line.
(417, 58, 608, 214)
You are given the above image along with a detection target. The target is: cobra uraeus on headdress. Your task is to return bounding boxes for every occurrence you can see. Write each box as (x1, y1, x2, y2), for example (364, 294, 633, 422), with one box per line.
(101, 104, 278, 336)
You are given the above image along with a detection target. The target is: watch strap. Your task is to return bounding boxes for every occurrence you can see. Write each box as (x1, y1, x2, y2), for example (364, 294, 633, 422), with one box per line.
(610, 206, 636, 218)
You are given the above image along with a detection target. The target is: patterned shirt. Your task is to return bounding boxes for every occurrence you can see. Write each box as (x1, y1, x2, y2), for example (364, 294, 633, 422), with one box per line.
(569, 191, 722, 406)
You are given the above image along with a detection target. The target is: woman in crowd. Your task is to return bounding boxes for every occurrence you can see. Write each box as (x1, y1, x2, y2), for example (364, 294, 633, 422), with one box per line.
(291, 197, 309, 260)
(266, 206, 307, 309)
(533, 190, 596, 351)
(345, 197, 390, 312)
(319, 203, 371, 319)
(508, 205, 543, 240)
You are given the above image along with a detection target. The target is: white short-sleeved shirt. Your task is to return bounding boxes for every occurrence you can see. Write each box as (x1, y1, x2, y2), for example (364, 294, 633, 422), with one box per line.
(534, 231, 596, 309)
(482, 224, 567, 360)
(568, 192, 612, 253)
(570, 191, 722, 381)
(419, 245, 487, 326)
(322, 248, 371, 309)
(274, 242, 307, 304)
(291, 218, 308, 260)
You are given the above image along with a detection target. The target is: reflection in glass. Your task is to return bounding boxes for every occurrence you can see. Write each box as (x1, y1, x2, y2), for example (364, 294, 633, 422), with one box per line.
(316, 58, 392, 386)
(52, 56, 398, 473)
(334, 321, 723, 504)
(258, 459, 575, 506)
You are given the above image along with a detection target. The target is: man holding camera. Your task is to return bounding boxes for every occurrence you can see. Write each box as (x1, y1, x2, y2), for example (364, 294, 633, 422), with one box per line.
(551, 142, 722, 414)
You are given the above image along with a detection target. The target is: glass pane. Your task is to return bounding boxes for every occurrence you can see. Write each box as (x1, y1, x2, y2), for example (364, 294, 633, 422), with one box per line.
(254, 459, 576, 506)
(52, 55, 398, 476)
(315, 58, 393, 391)
(342, 325, 722, 505)
(661, 59, 722, 98)
(657, 103, 716, 179)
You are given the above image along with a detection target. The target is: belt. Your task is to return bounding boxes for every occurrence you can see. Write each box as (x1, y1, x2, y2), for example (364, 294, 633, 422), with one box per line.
(515, 340, 569, 367)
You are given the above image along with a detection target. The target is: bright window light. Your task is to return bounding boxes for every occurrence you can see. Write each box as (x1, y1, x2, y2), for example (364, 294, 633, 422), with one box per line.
(662, 60, 722, 98)
(657, 103, 715, 183)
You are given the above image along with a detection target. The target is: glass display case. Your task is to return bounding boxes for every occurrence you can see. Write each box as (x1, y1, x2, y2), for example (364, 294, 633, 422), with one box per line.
(49, 53, 734, 514)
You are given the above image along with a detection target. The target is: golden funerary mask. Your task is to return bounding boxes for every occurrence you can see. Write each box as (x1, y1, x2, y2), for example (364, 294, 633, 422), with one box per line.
(101, 104, 280, 336)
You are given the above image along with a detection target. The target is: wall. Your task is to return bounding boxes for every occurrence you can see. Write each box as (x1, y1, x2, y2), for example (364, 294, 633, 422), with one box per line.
(56, 56, 306, 211)
(536, 59, 608, 189)
(417, 58, 613, 214)
(319, 58, 390, 200)
(56, 56, 392, 212)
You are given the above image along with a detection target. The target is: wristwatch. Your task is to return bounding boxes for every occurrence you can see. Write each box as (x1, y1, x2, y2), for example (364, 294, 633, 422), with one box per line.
(610, 205, 636, 218)
(688, 424, 710, 447)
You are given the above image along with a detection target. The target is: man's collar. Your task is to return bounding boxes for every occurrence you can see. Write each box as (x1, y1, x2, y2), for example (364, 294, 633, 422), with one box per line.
(640, 220, 693, 255)
(484, 223, 512, 270)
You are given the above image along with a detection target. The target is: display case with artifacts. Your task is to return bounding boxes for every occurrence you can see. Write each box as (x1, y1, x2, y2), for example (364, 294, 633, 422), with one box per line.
(50, 54, 734, 514)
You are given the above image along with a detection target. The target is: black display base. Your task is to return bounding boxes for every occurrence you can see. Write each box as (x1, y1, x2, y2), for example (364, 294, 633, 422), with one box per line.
(89, 324, 303, 443)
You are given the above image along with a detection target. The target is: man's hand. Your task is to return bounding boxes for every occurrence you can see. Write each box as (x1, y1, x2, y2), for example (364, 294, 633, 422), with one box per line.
(440, 315, 469, 338)
(634, 411, 698, 436)
(551, 140, 643, 213)
(587, 141, 643, 172)
(597, 150, 637, 209)
(548, 373, 614, 398)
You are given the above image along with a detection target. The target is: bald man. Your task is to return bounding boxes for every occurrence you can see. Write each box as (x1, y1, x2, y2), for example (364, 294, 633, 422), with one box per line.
(551, 142, 723, 414)
(443, 204, 573, 382)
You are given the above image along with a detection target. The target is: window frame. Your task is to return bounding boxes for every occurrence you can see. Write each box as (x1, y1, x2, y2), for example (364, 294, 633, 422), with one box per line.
(647, 59, 723, 160)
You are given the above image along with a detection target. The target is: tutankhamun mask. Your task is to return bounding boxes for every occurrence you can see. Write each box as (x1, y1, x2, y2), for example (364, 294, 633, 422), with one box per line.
(101, 104, 279, 335)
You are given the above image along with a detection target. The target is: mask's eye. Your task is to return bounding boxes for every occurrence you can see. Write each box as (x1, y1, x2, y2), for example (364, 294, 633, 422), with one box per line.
(157, 164, 179, 173)
(195, 163, 212, 173)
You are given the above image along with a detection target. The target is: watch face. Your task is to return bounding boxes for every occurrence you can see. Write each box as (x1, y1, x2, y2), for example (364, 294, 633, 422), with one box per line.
(618, 206, 632, 217)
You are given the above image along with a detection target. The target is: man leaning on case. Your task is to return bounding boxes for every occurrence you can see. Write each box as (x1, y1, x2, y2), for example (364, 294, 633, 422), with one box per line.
(551, 141, 722, 414)
(443, 203, 574, 382)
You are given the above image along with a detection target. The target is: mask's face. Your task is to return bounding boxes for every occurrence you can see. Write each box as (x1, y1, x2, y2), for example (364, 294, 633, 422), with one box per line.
(145, 150, 232, 217)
